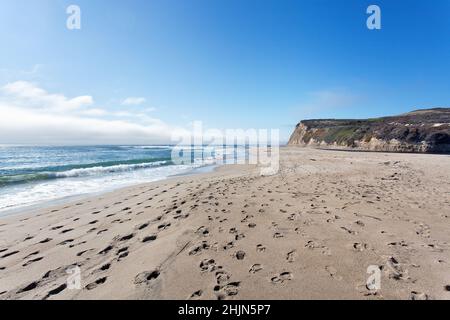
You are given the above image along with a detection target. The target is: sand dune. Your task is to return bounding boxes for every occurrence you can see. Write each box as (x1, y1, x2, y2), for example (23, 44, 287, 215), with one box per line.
(1, 147, 450, 300)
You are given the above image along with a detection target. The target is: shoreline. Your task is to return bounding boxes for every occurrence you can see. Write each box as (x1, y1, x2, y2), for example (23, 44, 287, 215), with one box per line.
(3, 146, 448, 219)
(0, 163, 220, 219)
(1, 147, 449, 300)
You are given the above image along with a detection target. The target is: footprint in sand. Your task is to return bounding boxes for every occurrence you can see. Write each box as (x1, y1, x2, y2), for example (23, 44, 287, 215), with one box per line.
(76, 249, 94, 257)
(44, 283, 67, 300)
(23, 251, 40, 259)
(188, 290, 203, 300)
(353, 242, 369, 251)
(235, 250, 246, 260)
(86, 277, 107, 290)
(134, 270, 160, 286)
(98, 245, 113, 255)
(385, 256, 409, 281)
(99, 263, 111, 271)
(117, 233, 134, 242)
(271, 272, 292, 284)
(341, 226, 358, 235)
(235, 233, 245, 241)
(325, 266, 343, 281)
(273, 232, 284, 239)
(249, 264, 263, 273)
(256, 244, 266, 253)
(199, 259, 217, 272)
(58, 239, 74, 246)
(97, 229, 108, 235)
(152, 215, 163, 222)
(22, 257, 44, 267)
(136, 222, 149, 230)
(16, 281, 40, 294)
(215, 270, 231, 284)
(196, 226, 210, 237)
(214, 281, 240, 300)
(222, 241, 234, 250)
(305, 240, 331, 256)
(410, 291, 430, 300)
(388, 241, 408, 248)
(116, 247, 129, 260)
(354, 220, 365, 227)
(414, 222, 431, 239)
(142, 235, 157, 243)
(1, 250, 19, 259)
(158, 222, 171, 231)
(286, 250, 296, 263)
(189, 241, 210, 256)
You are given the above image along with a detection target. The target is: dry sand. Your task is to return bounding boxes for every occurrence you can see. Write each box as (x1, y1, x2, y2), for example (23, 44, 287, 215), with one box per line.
(0, 147, 450, 300)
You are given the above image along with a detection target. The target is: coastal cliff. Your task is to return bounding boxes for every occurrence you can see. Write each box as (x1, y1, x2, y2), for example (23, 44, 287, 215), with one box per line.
(288, 108, 450, 153)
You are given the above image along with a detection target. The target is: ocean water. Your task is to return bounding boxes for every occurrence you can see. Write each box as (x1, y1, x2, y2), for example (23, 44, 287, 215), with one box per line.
(0, 145, 232, 214)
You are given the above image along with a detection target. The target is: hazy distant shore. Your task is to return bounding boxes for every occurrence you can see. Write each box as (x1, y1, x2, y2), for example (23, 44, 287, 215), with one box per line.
(1, 147, 449, 300)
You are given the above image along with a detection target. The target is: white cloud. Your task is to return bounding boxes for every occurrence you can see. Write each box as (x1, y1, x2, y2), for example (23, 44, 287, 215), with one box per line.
(0, 81, 189, 145)
(78, 108, 108, 116)
(2, 81, 93, 112)
(122, 97, 146, 106)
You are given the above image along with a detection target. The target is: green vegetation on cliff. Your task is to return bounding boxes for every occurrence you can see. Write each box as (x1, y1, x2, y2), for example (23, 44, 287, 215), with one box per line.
(288, 108, 450, 153)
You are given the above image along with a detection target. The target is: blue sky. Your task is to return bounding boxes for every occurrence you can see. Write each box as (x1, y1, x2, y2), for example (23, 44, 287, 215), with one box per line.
(0, 0, 449, 144)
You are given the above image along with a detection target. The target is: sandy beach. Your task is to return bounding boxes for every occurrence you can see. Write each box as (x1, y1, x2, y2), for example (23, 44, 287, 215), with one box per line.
(1, 147, 449, 300)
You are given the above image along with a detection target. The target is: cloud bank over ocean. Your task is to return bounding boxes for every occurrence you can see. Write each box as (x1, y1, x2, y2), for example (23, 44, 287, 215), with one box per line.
(0, 81, 189, 145)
